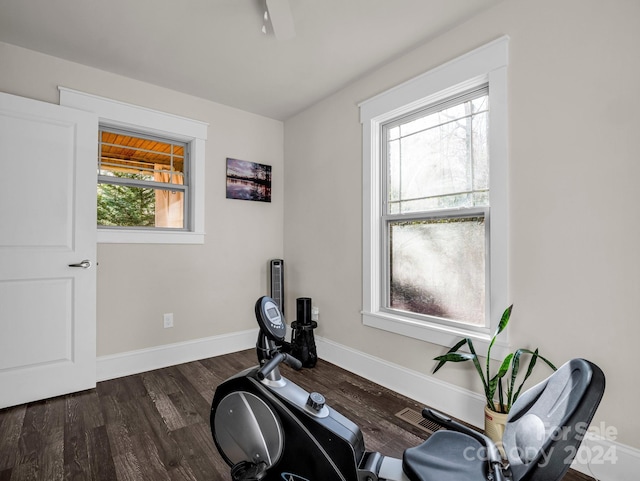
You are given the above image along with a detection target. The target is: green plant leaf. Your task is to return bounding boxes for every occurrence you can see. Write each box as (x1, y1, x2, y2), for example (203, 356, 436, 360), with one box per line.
(495, 353, 513, 378)
(498, 380, 505, 413)
(517, 349, 557, 371)
(486, 304, 513, 383)
(433, 352, 476, 363)
(487, 353, 513, 397)
(535, 353, 557, 371)
(512, 349, 538, 404)
(506, 349, 523, 409)
(432, 338, 468, 373)
(511, 349, 557, 405)
(466, 338, 489, 396)
(496, 304, 513, 336)
(430, 304, 556, 415)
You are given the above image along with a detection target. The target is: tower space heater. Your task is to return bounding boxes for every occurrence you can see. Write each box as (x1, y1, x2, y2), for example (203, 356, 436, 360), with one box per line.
(269, 259, 285, 315)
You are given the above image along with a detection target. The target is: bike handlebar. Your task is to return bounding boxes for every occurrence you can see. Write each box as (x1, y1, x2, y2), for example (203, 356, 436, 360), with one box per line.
(256, 352, 302, 380)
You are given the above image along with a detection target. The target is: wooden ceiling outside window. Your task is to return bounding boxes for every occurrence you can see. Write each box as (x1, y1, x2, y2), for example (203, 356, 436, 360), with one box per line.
(99, 130, 185, 177)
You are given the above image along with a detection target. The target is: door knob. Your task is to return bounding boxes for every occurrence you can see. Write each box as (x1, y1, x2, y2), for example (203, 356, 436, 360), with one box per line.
(68, 259, 92, 269)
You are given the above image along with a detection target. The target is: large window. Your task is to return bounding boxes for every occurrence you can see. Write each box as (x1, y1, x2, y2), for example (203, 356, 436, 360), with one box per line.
(59, 88, 208, 244)
(384, 87, 489, 329)
(360, 37, 509, 355)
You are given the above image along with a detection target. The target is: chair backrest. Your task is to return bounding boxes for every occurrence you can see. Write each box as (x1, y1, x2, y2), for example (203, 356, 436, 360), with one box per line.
(502, 358, 605, 481)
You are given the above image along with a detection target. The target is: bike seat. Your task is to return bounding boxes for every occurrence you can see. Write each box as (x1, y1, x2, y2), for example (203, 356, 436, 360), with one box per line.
(402, 430, 487, 481)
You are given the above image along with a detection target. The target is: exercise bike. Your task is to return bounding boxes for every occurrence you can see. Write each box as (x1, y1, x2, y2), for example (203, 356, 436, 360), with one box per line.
(210, 296, 605, 481)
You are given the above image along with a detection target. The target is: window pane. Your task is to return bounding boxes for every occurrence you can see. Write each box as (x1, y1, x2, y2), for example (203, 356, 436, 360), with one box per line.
(389, 193, 474, 214)
(388, 139, 401, 202)
(98, 129, 187, 229)
(97, 179, 184, 229)
(400, 102, 466, 137)
(385, 94, 489, 214)
(100, 131, 185, 182)
(400, 121, 473, 199)
(388, 125, 400, 141)
(472, 110, 489, 191)
(389, 216, 485, 325)
(472, 95, 488, 113)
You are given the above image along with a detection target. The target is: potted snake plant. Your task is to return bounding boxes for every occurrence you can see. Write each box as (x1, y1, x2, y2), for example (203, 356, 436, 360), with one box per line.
(432, 305, 556, 446)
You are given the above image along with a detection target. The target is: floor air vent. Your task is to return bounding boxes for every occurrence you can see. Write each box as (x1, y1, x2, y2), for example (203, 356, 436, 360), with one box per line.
(395, 407, 442, 434)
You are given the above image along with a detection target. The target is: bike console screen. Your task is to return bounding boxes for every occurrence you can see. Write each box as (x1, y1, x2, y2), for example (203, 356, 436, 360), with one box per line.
(255, 296, 286, 342)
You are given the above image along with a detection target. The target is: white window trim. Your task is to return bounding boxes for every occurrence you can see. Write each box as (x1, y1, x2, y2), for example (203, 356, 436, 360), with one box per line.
(359, 36, 510, 359)
(59, 87, 208, 244)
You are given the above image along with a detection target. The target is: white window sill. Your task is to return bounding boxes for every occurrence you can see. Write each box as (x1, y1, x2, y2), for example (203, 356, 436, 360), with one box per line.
(362, 310, 510, 361)
(97, 229, 204, 245)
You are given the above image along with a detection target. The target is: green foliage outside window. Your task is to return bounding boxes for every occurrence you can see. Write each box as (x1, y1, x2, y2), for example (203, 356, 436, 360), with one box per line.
(97, 173, 155, 227)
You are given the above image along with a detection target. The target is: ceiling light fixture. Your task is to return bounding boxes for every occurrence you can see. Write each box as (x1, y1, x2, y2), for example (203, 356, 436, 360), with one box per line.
(263, 0, 296, 40)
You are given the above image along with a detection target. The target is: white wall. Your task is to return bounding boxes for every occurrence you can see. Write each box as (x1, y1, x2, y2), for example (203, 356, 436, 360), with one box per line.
(284, 0, 640, 451)
(0, 41, 284, 357)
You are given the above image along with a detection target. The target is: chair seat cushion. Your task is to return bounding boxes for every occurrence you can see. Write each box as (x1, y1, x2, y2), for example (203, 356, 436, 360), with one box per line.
(402, 431, 488, 481)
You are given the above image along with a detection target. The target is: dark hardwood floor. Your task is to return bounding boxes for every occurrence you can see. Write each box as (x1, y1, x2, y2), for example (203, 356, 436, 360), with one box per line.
(0, 349, 593, 481)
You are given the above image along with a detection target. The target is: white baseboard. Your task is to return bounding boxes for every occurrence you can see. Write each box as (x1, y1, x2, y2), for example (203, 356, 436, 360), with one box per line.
(315, 336, 640, 481)
(96, 328, 258, 381)
(315, 336, 487, 427)
(571, 432, 640, 481)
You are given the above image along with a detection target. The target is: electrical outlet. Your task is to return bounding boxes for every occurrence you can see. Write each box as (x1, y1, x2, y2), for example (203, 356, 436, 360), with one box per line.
(163, 313, 174, 328)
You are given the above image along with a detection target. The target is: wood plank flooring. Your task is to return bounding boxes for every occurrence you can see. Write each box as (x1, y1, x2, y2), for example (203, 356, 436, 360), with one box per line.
(0, 349, 594, 481)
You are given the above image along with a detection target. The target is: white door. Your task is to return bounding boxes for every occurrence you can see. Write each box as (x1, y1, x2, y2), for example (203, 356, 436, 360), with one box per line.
(0, 92, 97, 408)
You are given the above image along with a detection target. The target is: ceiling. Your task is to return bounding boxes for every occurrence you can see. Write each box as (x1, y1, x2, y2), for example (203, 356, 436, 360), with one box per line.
(0, 0, 504, 120)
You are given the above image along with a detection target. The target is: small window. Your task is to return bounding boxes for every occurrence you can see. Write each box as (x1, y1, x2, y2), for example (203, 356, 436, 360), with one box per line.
(59, 87, 208, 244)
(98, 128, 189, 230)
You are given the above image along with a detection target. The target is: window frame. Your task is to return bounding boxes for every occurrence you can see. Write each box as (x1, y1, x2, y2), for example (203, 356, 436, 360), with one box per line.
(359, 37, 510, 359)
(59, 87, 207, 244)
(97, 126, 190, 232)
(381, 85, 490, 333)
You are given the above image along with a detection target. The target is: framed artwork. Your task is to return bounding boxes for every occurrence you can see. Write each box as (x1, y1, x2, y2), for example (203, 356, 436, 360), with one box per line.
(226, 158, 272, 203)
